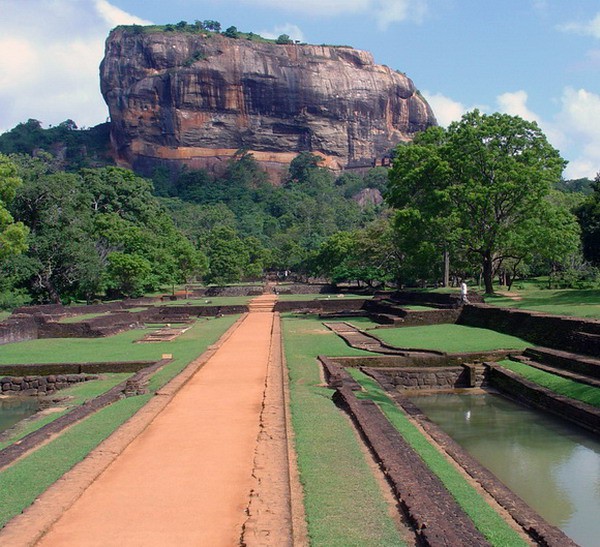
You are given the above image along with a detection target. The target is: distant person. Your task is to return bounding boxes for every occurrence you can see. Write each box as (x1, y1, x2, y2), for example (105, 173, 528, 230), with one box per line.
(460, 281, 469, 304)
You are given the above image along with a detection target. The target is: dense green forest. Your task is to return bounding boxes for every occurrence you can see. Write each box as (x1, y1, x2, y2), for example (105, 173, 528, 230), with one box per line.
(1, 113, 599, 306)
(0, 121, 389, 305)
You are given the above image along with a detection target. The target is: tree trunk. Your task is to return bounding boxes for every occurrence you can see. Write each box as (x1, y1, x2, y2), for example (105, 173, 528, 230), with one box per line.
(482, 251, 494, 294)
(443, 249, 450, 287)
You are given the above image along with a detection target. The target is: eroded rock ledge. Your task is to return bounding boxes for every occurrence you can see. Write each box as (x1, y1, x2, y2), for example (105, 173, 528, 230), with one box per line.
(100, 28, 436, 180)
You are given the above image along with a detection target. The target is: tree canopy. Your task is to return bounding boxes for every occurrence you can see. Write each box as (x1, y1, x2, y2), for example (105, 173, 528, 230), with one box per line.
(387, 110, 579, 293)
(576, 173, 600, 266)
(0, 154, 28, 261)
(3, 158, 205, 303)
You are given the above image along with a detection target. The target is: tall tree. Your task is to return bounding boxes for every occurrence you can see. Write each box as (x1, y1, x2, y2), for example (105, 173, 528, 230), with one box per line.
(576, 173, 600, 265)
(387, 111, 570, 293)
(0, 154, 28, 260)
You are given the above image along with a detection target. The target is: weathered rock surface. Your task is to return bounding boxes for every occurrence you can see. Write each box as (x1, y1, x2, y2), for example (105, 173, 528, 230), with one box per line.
(100, 28, 436, 180)
(353, 187, 384, 208)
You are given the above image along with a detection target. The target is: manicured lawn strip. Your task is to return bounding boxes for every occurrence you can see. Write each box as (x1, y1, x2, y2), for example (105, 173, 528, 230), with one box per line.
(372, 324, 530, 353)
(0, 410, 69, 452)
(58, 312, 108, 323)
(59, 373, 133, 405)
(0, 315, 238, 365)
(485, 283, 600, 319)
(283, 315, 404, 546)
(276, 293, 368, 301)
(147, 314, 239, 391)
(0, 395, 151, 529)
(0, 374, 132, 451)
(347, 368, 527, 547)
(498, 360, 600, 407)
(157, 296, 252, 306)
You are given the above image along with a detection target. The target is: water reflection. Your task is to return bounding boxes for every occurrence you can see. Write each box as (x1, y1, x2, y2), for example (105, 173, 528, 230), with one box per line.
(410, 392, 600, 546)
(0, 397, 39, 434)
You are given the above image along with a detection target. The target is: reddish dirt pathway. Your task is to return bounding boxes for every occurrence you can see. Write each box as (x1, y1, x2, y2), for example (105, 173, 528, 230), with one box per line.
(28, 295, 286, 546)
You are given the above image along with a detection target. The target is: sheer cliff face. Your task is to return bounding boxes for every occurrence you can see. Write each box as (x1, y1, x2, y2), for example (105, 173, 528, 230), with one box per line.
(100, 28, 436, 179)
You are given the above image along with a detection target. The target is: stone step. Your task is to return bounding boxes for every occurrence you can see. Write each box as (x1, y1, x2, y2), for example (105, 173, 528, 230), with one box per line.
(524, 347, 600, 379)
(511, 355, 600, 389)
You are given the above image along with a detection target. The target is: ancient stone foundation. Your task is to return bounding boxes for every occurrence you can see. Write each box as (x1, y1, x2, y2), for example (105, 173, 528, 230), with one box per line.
(1, 374, 96, 396)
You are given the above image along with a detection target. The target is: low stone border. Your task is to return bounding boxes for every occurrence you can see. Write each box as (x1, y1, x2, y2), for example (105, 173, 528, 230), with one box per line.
(1, 373, 97, 396)
(488, 364, 600, 435)
(459, 304, 600, 357)
(334, 383, 489, 546)
(322, 356, 576, 546)
(0, 361, 156, 376)
(366, 365, 486, 390)
(0, 359, 169, 471)
(381, 387, 576, 547)
(523, 347, 600, 380)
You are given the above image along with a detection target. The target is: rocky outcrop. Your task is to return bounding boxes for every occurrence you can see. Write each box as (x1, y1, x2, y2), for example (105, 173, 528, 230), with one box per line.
(353, 187, 384, 208)
(100, 27, 436, 181)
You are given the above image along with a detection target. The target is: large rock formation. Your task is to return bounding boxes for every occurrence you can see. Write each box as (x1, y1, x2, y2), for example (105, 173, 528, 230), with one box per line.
(100, 27, 436, 180)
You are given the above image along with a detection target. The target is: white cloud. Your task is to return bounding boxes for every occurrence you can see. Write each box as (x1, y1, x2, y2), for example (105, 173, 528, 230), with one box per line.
(375, 0, 428, 29)
(558, 12, 600, 39)
(259, 24, 305, 42)
(422, 91, 468, 127)
(495, 90, 565, 149)
(0, 1, 151, 133)
(496, 90, 540, 123)
(422, 91, 487, 127)
(95, 0, 152, 27)
(556, 87, 600, 178)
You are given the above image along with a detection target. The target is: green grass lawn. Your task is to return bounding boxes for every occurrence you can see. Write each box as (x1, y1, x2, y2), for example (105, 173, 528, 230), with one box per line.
(0, 315, 237, 365)
(156, 296, 252, 306)
(58, 312, 109, 323)
(0, 315, 239, 528)
(367, 324, 530, 353)
(276, 293, 368, 301)
(0, 373, 132, 451)
(0, 394, 151, 528)
(484, 280, 600, 319)
(282, 314, 405, 546)
(499, 360, 600, 407)
(347, 369, 526, 547)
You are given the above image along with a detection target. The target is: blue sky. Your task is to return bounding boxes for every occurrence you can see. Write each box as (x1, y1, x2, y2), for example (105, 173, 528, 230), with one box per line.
(2, 0, 600, 179)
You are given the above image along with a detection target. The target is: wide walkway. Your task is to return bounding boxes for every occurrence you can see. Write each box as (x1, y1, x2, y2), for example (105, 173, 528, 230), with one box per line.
(36, 295, 281, 546)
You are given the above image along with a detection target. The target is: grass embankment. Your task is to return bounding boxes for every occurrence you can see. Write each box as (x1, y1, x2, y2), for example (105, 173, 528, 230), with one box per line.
(347, 369, 527, 547)
(283, 315, 404, 546)
(157, 296, 252, 306)
(276, 293, 368, 301)
(361, 323, 530, 353)
(499, 360, 600, 408)
(58, 312, 109, 323)
(0, 315, 239, 528)
(0, 373, 132, 451)
(484, 280, 600, 319)
(0, 316, 235, 365)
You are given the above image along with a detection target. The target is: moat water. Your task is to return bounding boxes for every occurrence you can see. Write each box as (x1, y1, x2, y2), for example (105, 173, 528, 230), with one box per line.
(0, 397, 39, 435)
(409, 392, 600, 546)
